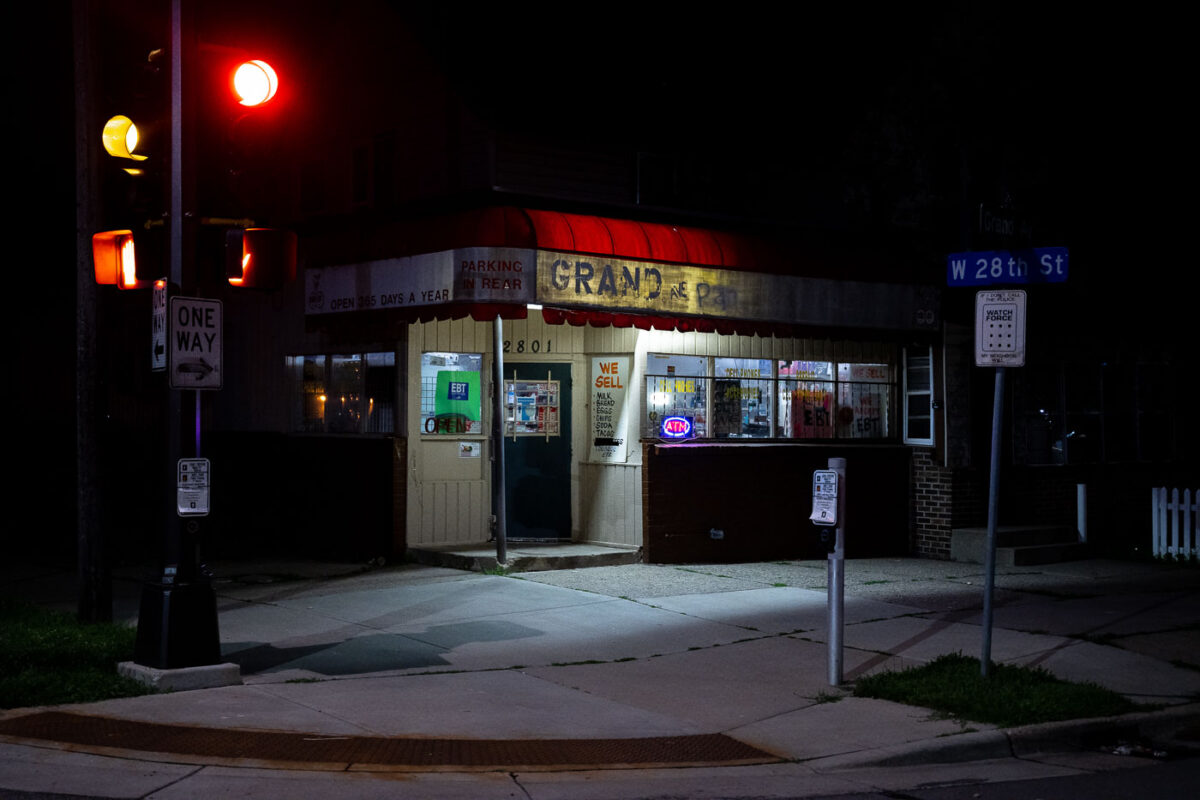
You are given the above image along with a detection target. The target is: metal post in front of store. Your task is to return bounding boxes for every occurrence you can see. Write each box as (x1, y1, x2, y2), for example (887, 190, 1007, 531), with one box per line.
(827, 457, 847, 686)
(492, 315, 508, 566)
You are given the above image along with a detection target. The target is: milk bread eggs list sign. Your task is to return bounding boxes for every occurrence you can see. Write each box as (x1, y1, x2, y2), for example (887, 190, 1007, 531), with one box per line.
(590, 356, 630, 463)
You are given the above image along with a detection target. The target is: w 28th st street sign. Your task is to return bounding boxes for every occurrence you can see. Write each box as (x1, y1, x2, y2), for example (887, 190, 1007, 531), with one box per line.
(169, 297, 222, 389)
(947, 247, 1068, 286)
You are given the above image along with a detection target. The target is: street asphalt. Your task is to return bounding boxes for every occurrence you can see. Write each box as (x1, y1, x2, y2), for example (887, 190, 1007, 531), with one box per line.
(1, 553, 1198, 799)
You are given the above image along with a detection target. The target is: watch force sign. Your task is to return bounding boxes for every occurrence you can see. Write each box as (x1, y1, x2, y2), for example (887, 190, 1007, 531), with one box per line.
(975, 290, 1027, 367)
(169, 297, 222, 389)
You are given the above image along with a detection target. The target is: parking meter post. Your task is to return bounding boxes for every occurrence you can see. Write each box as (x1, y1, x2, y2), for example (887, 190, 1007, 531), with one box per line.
(828, 457, 847, 687)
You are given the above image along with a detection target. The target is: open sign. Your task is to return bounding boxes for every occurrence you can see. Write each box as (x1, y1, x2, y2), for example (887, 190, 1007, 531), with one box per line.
(660, 415, 694, 439)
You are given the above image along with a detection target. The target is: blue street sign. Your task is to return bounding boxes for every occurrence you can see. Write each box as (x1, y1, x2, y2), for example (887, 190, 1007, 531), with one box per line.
(947, 247, 1069, 287)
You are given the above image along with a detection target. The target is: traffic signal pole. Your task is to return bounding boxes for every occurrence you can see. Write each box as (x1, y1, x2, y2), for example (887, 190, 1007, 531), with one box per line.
(74, 0, 110, 623)
(132, 0, 222, 670)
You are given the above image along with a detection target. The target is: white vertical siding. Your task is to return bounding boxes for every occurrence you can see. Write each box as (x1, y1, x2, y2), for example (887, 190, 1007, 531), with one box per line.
(407, 317, 494, 546)
(406, 317, 896, 551)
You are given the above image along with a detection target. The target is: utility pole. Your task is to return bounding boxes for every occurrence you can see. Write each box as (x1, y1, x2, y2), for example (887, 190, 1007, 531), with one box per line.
(74, 0, 110, 623)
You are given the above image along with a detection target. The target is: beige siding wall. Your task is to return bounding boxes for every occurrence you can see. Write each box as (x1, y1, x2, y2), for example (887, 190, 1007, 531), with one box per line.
(407, 315, 590, 546)
(407, 317, 895, 551)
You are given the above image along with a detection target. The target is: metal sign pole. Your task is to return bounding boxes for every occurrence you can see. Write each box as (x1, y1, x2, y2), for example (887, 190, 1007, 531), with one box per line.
(828, 457, 846, 686)
(980, 366, 1005, 677)
(492, 315, 508, 566)
(973, 289, 1025, 678)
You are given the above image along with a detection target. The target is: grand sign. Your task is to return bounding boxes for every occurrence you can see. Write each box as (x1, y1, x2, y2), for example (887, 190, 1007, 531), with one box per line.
(536, 250, 936, 330)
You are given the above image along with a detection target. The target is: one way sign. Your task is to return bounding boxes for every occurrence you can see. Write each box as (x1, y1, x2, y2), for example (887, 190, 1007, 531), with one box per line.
(170, 296, 222, 390)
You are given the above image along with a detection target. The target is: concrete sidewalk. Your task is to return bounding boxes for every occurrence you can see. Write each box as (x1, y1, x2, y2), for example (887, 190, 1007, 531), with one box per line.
(1, 556, 1198, 799)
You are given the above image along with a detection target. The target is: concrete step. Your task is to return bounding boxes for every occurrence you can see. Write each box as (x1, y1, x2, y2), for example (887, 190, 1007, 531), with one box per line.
(1002, 540, 1089, 566)
(408, 543, 641, 573)
(951, 525, 1085, 565)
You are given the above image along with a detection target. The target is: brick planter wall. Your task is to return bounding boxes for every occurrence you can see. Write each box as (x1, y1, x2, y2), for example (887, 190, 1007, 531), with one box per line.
(642, 442, 911, 563)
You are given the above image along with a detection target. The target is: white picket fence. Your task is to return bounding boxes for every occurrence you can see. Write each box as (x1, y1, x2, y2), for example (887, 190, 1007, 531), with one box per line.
(1152, 487, 1198, 560)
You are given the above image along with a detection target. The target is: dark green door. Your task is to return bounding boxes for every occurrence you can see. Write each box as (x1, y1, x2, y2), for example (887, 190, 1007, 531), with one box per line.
(504, 362, 571, 541)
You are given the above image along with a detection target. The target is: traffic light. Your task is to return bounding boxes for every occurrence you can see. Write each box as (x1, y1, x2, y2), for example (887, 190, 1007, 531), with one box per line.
(101, 115, 149, 174)
(225, 228, 297, 288)
(196, 48, 286, 220)
(92, 228, 162, 290)
(231, 60, 279, 107)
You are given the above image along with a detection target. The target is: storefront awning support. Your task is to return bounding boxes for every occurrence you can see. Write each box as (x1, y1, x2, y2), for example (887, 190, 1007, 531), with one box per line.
(492, 315, 508, 565)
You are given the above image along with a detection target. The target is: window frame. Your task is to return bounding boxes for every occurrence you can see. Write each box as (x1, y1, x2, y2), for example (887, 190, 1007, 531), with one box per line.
(902, 346, 935, 446)
(643, 354, 899, 442)
(285, 350, 398, 436)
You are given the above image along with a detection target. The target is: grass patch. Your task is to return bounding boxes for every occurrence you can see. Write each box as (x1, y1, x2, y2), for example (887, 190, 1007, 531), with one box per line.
(0, 598, 153, 709)
(853, 653, 1147, 728)
(811, 691, 844, 704)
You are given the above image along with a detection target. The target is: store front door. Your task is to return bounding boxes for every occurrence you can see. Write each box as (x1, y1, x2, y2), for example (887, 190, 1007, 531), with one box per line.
(503, 362, 572, 541)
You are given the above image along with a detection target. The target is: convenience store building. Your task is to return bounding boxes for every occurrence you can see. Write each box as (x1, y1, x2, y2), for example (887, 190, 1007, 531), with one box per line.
(226, 206, 942, 563)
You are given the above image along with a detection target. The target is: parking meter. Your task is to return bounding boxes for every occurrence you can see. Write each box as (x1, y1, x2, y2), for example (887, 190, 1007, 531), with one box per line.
(810, 469, 838, 553)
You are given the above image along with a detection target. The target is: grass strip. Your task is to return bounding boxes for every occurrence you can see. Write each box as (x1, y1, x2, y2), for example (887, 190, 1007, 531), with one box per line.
(0, 597, 153, 709)
(853, 652, 1146, 728)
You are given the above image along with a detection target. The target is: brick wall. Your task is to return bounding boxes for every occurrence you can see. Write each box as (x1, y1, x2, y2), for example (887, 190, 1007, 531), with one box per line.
(643, 442, 911, 563)
(911, 448, 953, 558)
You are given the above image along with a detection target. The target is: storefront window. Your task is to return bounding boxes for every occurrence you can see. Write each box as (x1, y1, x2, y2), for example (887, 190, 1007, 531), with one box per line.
(713, 358, 773, 438)
(837, 363, 893, 439)
(327, 354, 364, 433)
(364, 352, 397, 434)
(644, 355, 897, 441)
(420, 352, 484, 435)
(287, 355, 326, 433)
(286, 351, 396, 434)
(645, 354, 708, 438)
(778, 361, 835, 438)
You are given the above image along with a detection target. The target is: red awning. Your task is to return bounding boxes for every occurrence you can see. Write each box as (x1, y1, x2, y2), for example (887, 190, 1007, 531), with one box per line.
(387, 206, 788, 272)
(318, 206, 811, 335)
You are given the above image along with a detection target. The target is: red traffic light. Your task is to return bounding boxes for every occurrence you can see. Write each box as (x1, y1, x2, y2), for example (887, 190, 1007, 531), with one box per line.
(93, 229, 159, 289)
(226, 228, 297, 288)
(231, 60, 278, 107)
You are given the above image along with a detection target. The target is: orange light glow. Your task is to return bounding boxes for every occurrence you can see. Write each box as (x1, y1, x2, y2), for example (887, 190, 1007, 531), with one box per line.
(233, 60, 278, 106)
(228, 252, 251, 286)
(92, 229, 150, 289)
(119, 235, 137, 288)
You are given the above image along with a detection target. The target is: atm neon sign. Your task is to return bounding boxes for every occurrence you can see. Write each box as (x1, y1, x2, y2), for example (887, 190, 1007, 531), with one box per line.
(660, 416, 694, 439)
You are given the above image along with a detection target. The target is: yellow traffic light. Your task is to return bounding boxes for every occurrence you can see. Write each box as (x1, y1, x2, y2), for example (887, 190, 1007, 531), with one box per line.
(232, 60, 278, 107)
(101, 115, 149, 175)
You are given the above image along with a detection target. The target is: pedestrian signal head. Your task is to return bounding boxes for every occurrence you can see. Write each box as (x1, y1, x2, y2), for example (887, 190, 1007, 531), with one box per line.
(93, 229, 155, 289)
